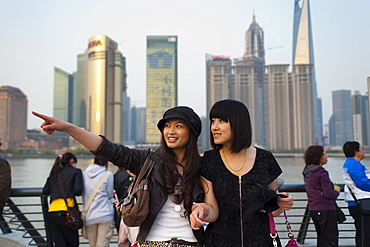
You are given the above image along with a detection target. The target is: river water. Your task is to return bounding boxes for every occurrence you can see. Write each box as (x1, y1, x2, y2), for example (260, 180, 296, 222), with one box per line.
(8, 155, 370, 188)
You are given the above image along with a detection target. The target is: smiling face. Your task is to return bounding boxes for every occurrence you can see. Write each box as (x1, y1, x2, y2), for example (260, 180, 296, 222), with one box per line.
(211, 118, 232, 148)
(162, 118, 191, 152)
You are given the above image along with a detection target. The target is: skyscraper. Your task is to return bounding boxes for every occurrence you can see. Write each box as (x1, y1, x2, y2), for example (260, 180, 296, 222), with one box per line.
(205, 54, 232, 151)
(73, 53, 88, 129)
(54, 35, 126, 145)
(146, 35, 178, 143)
(86, 35, 124, 143)
(331, 90, 353, 146)
(53, 67, 73, 122)
(0, 86, 27, 150)
(232, 14, 265, 146)
(291, 0, 322, 148)
(265, 64, 293, 150)
(205, 15, 265, 146)
(206, 54, 232, 112)
(53, 67, 74, 148)
(352, 91, 370, 146)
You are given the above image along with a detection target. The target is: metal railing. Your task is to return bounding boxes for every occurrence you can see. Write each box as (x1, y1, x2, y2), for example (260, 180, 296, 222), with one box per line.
(276, 184, 355, 244)
(0, 185, 355, 246)
(0, 188, 118, 246)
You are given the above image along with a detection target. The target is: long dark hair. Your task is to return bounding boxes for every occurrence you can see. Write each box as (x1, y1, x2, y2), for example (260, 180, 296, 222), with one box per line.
(158, 127, 201, 217)
(49, 152, 77, 182)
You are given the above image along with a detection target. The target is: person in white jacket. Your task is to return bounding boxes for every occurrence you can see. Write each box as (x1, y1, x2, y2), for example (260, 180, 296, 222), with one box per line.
(83, 155, 114, 247)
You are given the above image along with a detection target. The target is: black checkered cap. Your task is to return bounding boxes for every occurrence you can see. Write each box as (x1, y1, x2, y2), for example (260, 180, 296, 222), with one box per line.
(157, 106, 202, 138)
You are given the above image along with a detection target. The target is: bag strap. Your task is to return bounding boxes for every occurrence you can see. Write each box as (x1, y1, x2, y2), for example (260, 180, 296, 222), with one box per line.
(305, 179, 340, 206)
(283, 211, 294, 236)
(268, 213, 278, 247)
(83, 171, 112, 213)
(131, 151, 155, 189)
(347, 185, 360, 204)
(269, 213, 276, 234)
(57, 175, 72, 211)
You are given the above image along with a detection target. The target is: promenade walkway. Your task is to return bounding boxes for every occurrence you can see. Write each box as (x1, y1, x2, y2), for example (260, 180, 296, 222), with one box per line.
(0, 231, 356, 247)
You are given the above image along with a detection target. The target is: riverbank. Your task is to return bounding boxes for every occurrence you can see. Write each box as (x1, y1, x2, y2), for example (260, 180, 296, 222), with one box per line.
(273, 152, 346, 158)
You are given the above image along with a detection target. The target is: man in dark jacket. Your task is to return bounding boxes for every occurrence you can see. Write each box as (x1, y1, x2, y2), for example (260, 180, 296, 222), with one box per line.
(0, 142, 11, 234)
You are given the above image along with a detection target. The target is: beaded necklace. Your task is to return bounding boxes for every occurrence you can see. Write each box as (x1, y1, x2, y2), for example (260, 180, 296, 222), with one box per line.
(221, 148, 247, 172)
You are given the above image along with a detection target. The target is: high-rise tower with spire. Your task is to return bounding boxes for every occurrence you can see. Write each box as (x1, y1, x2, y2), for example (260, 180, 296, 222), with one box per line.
(232, 14, 265, 146)
(291, 0, 322, 148)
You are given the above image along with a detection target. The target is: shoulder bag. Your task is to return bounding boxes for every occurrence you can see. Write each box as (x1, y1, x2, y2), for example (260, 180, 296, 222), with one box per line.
(269, 211, 299, 247)
(347, 185, 370, 214)
(119, 151, 155, 227)
(81, 171, 112, 239)
(306, 179, 346, 223)
(57, 175, 83, 231)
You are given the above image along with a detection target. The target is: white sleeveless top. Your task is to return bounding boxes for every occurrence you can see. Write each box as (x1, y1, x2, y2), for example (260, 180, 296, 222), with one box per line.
(145, 195, 197, 242)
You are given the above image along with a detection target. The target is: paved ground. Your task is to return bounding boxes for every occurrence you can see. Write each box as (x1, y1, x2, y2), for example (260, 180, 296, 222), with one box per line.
(1, 231, 356, 247)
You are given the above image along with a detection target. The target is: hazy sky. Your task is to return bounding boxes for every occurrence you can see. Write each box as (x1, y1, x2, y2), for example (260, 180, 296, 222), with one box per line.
(1, 0, 369, 129)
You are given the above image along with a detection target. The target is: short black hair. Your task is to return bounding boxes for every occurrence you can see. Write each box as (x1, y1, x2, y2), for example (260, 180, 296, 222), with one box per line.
(209, 99, 252, 153)
(343, 141, 360, 158)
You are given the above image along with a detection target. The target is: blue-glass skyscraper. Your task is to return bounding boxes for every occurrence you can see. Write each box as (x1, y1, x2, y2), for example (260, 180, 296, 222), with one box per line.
(331, 90, 353, 146)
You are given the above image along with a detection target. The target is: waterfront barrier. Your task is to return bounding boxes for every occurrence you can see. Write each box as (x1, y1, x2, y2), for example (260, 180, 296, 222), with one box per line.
(0, 185, 355, 247)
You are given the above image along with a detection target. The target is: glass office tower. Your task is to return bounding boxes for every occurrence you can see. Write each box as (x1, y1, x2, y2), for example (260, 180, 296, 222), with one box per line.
(331, 90, 353, 146)
(146, 35, 178, 143)
(54, 67, 73, 122)
(292, 0, 322, 148)
(85, 35, 124, 143)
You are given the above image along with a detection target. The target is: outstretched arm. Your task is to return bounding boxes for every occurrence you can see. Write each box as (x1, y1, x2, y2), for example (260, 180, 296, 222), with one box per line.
(32, 111, 103, 152)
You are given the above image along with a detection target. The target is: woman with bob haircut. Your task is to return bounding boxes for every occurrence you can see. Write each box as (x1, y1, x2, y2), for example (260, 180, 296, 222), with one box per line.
(190, 99, 294, 247)
(303, 145, 340, 247)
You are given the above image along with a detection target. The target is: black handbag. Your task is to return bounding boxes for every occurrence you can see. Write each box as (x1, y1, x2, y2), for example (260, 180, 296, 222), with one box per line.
(57, 176, 83, 230)
(66, 206, 84, 231)
(348, 186, 370, 214)
(335, 204, 346, 223)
